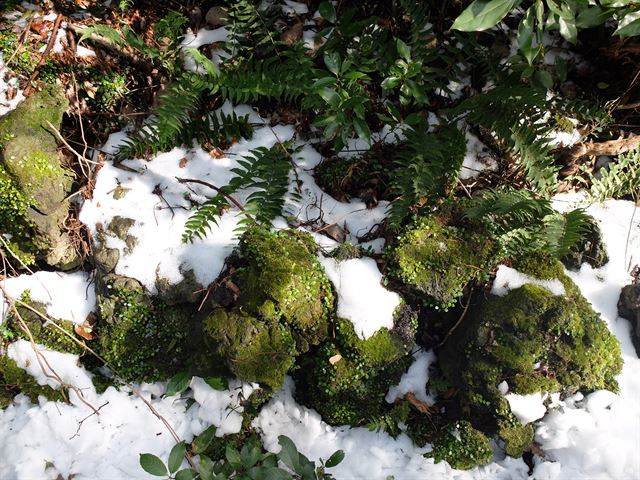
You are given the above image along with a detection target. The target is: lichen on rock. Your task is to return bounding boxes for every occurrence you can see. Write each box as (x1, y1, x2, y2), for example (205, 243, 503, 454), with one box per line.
(0, 84, 77, 268)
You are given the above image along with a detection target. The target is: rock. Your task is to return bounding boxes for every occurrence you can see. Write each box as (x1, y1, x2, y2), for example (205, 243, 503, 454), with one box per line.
(205, 6, 228, 27)
(155, 268, 202, 305)
(280, 22, 303, 46)
(561, 215, 608, 270)
(107, 215, 137, 253)
(618, 283, 640, 356)
(0, 84, 78, 269)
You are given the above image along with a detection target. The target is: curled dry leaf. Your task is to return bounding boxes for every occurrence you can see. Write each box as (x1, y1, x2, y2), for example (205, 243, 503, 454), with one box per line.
(209, 147, 224, 159)
(405, 392, 432, 415)
(75, 313, 98, 340)
(179, 157, 188, 168)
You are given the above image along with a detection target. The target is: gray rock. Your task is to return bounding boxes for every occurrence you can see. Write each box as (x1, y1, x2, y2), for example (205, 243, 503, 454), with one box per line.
(561, 215, 608, 270)
(205, 6, 227, 27)
(618, 283, 640, 357)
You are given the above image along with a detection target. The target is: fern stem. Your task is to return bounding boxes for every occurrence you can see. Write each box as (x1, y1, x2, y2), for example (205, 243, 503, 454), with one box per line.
(175, 177, 255, 222)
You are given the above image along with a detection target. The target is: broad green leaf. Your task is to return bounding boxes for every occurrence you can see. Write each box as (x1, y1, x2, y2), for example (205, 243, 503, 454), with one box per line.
(451, 0, 522, 31)
(319, 1, 337, 22)
(192, 425, 217, 455)
(381, 76, 401, 90)
(615, 10, 640, 37)
(248, 466, 292, 480)
(324, 52, 341, 75)
(318, 88, 341, 107)
(396, 38, 411, 61)
(204, 376, 229, 391)
(324, 450, 345, 468)
(139, 454, 168, 477)
(175, 468, 197, 480)
(225, 445, 243, 469)
(79, 25, 126, 46)
(558, 15, 578, 43)
(168, 442, 187, 474)
(535, 69, 554, 89)
(353, 117, 371, 143)
(576, 6, 612, 27)
(198, 456, 215, 480)
(535, 0, 545, 27)
(277, 435, 299, 472)
(165, 371, 191, 397)
(312, 77, 336, 89)
(518, 6, 537, 64)
(555, 56, 567, 82)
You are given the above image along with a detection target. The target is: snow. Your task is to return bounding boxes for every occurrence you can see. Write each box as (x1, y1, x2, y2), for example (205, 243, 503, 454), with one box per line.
(505, 392, 547, 425)
(0, 55, 25, 117)
(318, 256, 400, 339)
(386, 349, 436, 405)
(491, 265, 566, 297)
(459, 131, 498, 180)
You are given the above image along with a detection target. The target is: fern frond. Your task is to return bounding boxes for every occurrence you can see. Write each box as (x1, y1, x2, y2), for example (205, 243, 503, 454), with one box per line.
(542, 208, 590, 258)
(182, 145, 292, 243)
(388, 122, 466, 225)
(590, 149, 640, 201)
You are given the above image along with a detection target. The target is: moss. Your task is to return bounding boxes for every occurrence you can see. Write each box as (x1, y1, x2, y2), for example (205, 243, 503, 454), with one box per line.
(0, 163, 36, 264)
(294, 318, 412, 426)
(96, 281, 191, 382)
(387, 214, 495, 310)
(438, 267, 623, 436)
(232, 228, 333, 346)
(5, 293, 83, 355)
(203, 309, 296, 390)
(0, 356, 65, 407)
(427, 420, 493, 470)
(329, 242, 363, 261)
(498, 419, 534, 458)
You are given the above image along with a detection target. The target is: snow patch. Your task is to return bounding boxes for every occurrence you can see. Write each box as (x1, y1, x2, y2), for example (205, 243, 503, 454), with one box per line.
(491, 265, 565, 297)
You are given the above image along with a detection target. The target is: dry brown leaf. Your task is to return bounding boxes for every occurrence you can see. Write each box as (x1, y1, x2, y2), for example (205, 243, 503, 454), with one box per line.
(179, 157, 188, 168)
(209, 147, 224, 159)
(329, 353, 342, 365)
(405, 392, 432, 415)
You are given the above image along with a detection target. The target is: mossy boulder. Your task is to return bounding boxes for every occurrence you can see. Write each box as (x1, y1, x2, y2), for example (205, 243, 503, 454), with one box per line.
(438, 256, 622, 440)
(0, 355, 65, 408)
(95, 275, 194, 382)
(0, 84, 78, 268)
(294, 318, 413, 426)
(204, 228, 334, 390)
(387, 214, 495, 310)
(560, 215, 608, 270)
(427, 420, 493, 470)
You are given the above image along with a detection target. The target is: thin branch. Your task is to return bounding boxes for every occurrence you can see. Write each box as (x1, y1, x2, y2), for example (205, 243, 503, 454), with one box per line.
(175, 177, 252, 218)
(24, 14, 63, 96)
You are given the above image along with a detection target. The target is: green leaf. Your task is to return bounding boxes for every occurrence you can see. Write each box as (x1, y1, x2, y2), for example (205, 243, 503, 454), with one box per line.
(185, 48, 220, 76)
(324, 450, 345, 468)
(353, 117, 371, 143)
(139, 454, 168, 477)
(318, 88, 341, 107)
(324, 52, 341, 75)
(165, 371, 191, 397)
(576, 6, 611, 28)
(319, 1, 337, 23)
(198, 456, 215, 480)
(396, 38, 411, 61)
(558, 15, 578, 44)
(535, 69, 554, 89)
(168, 442, 187, 474)
(277, 435, 300, 472)
(615, 11, 640, 37)
(451, 0, 522, 31)
(192, 425, 218, 455)
(226, 445, 243, 469)
(381, 76, 401, 90)
(204, 376, 229, 391)
(175, 468, 197, 480)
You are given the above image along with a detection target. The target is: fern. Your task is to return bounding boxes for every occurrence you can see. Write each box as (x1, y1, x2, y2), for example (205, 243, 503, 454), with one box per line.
(589, 149, 640, 202)
(183, 144, 293, 242)
(388, 122, 466, 226)
(465, 189, 590, 259)
(448, 84, 558, 193)
(225, 0, 281, 57)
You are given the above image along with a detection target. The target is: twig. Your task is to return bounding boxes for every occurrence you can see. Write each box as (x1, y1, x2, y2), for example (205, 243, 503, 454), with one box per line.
(24, 14, 63, 96)
(175, 177, 252, 218)
(436, 293, 473, 349)
(70, 401, 109, 440)
(45, 121, 101, 165)
(5, 15, 33, 67)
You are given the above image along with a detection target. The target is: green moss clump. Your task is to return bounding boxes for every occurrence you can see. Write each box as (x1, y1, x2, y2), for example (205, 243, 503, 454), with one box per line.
(498, 418, 534, 458)
(203, 309, 296, 390)
(233, 228, 334, 344)
(0, 164, 36, 264)
(438, 259, 622, 447)
(387, 214, 495, 310)
(294, 318, 412, 426)
(96, 281, 190, 382)
(427, 420, 493, 470)
(0, 356, 65, 407)
(5, 293, 83, 355)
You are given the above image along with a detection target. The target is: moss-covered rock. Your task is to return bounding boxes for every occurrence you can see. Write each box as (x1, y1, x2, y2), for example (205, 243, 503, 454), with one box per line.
(427, 420, 493, 470)
(96, 275, 192, 382)
(387, 214, 495, 310)
(498, 418, 534, 458)
(204, 309, 296, 390)
(203, 227, 334, 390)
(438, 257, 622, 437)
(0, 356, 65, 408)
(294, 318, 413, 426)
(560, 215, 608, 270)
(0, 84, 78, 268)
